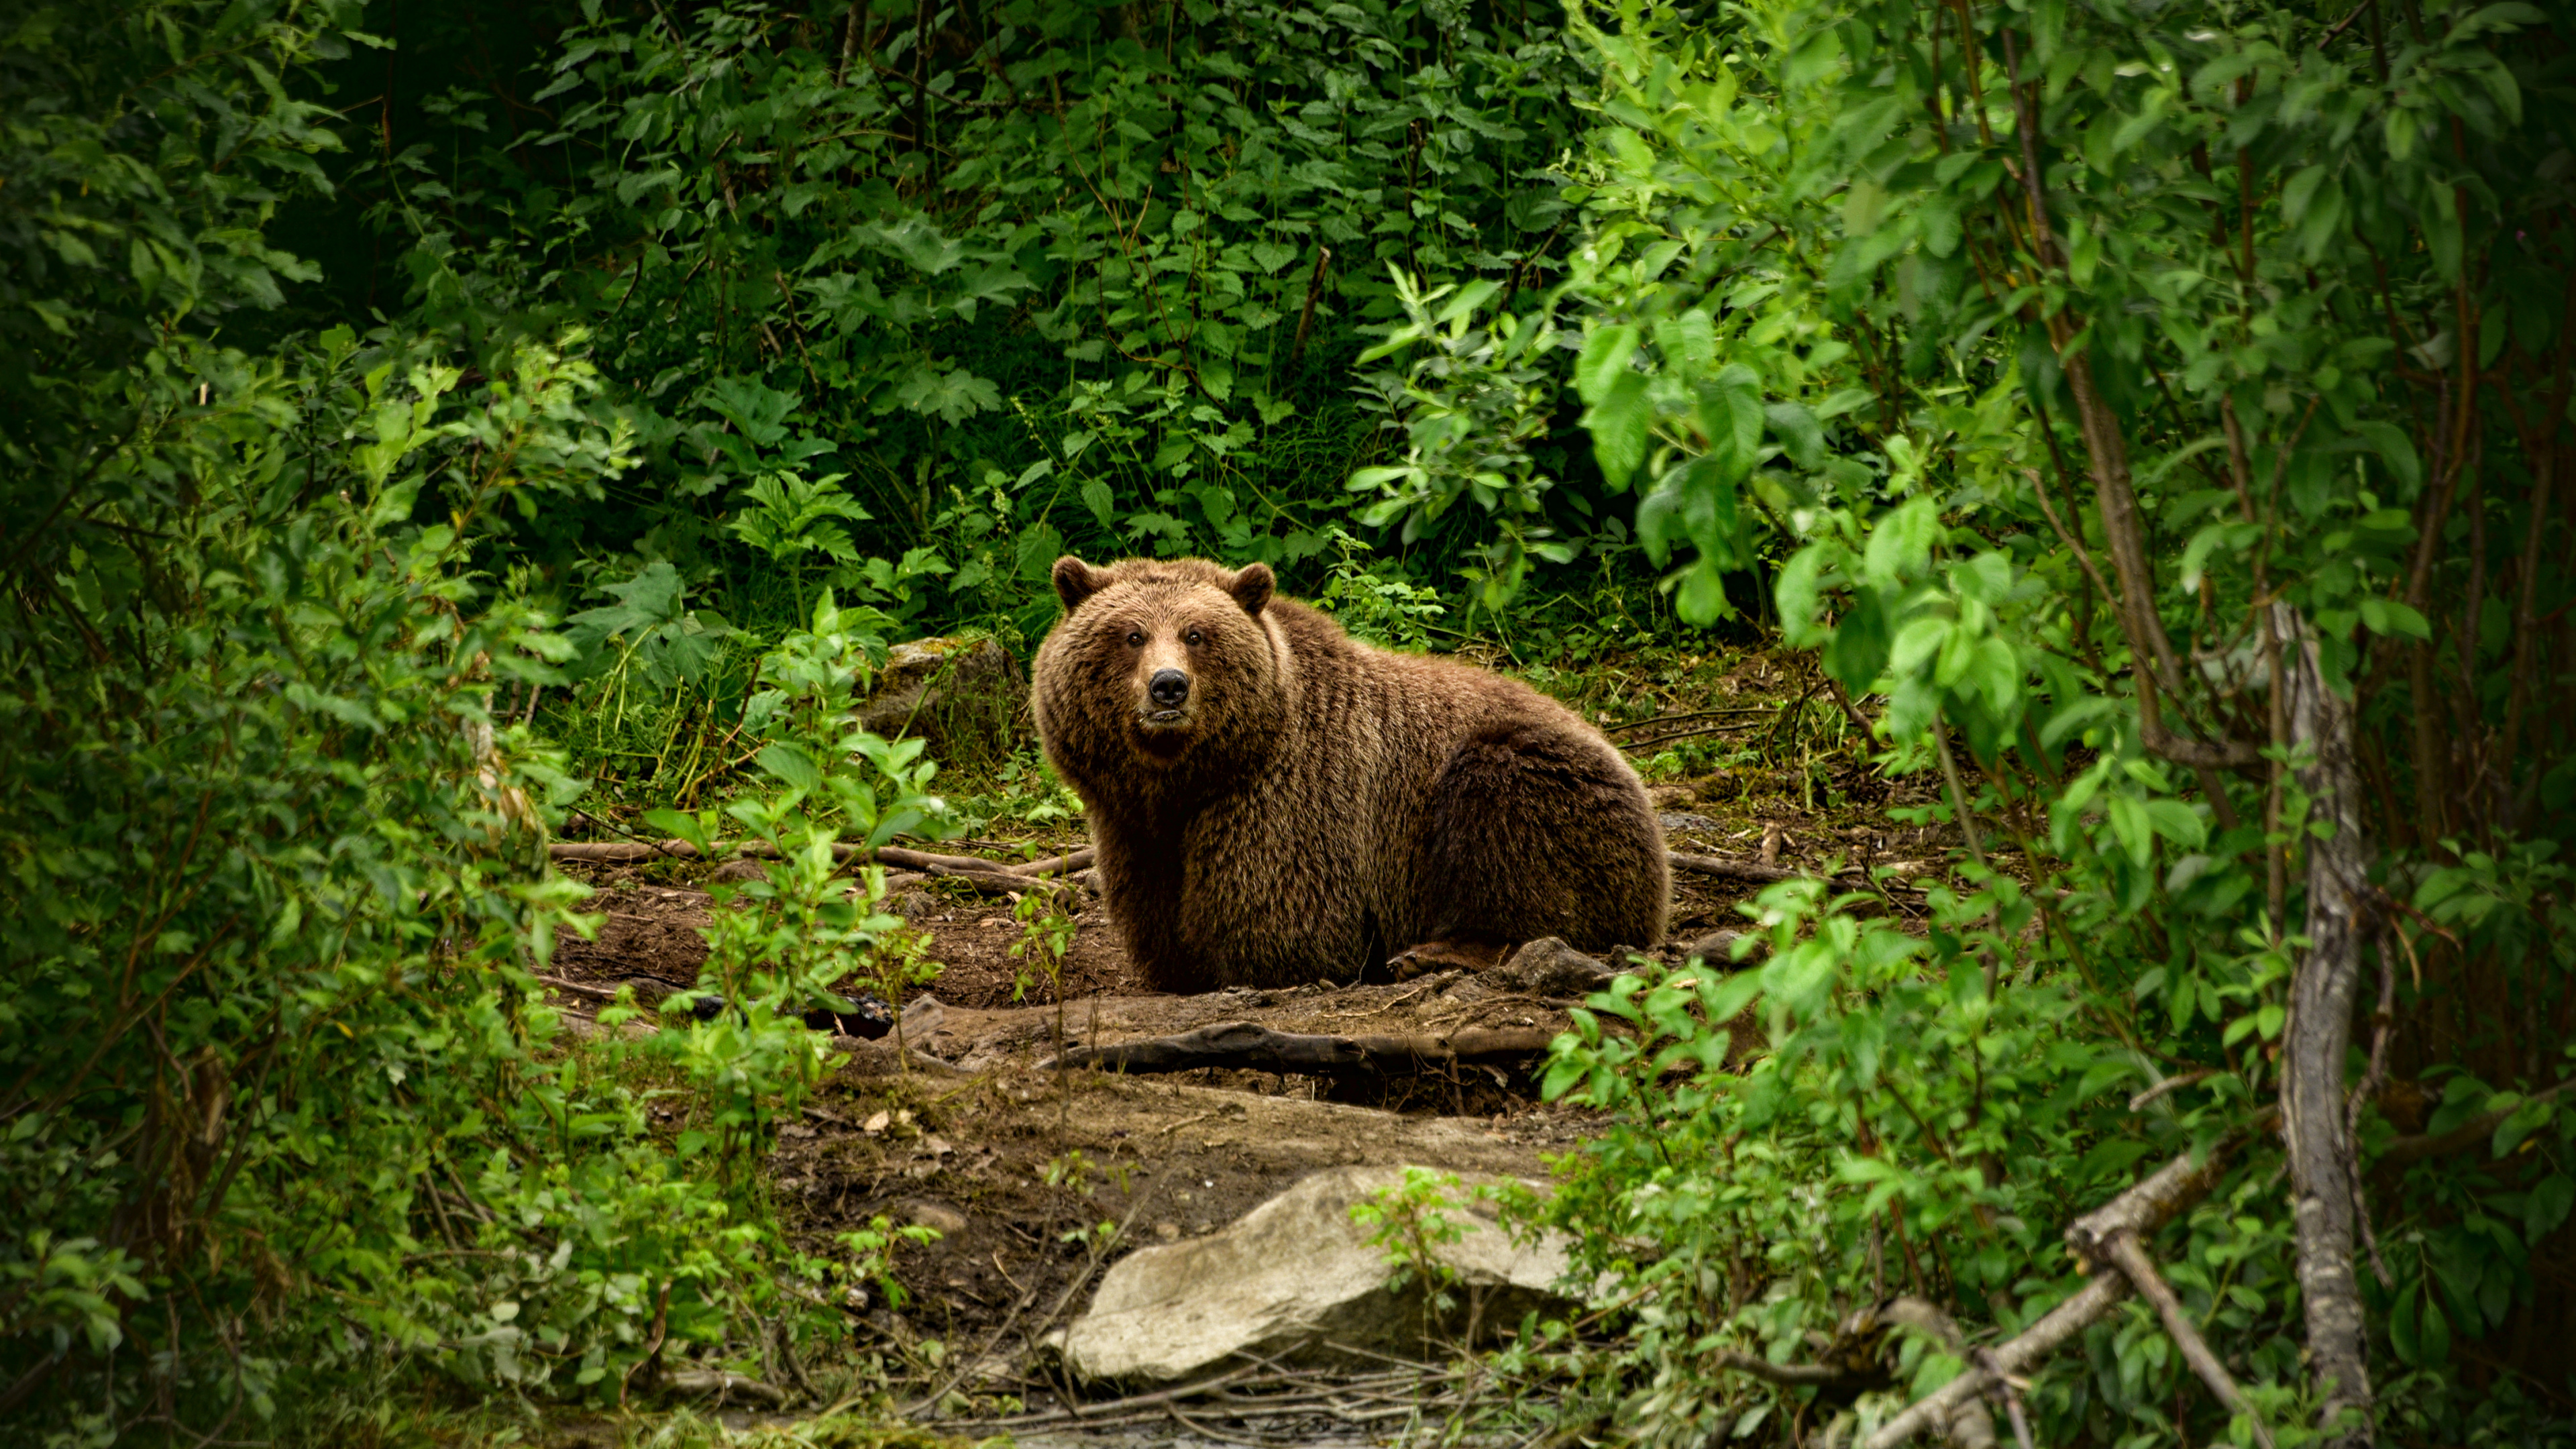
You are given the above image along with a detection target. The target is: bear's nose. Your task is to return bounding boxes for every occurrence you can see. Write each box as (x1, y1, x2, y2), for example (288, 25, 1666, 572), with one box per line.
(1148, 669, 1191, 708)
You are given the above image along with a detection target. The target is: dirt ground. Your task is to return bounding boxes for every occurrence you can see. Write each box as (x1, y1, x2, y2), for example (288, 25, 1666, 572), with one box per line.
(539, 818, 1875, 1399)
(535, 648, 1960, 1431)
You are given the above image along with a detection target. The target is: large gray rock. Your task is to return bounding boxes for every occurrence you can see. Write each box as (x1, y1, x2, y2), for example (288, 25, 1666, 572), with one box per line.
(1060, 1165, 1582, 1383)
(854, 635, 1020, 753)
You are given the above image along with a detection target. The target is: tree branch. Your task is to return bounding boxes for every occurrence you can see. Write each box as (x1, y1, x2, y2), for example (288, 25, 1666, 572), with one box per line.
(1871, 1129, 2259, 1448)
(2373, 1074, 2576, 1174)
(2096, 1234, 2277, 1449)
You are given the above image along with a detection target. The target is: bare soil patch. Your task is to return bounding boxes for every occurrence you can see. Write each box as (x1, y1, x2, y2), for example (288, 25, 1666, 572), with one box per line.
(537, 852, 1786, 1412)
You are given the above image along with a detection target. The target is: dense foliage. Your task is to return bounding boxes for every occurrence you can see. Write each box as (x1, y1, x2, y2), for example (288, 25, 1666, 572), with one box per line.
(1527, 0, 2576, 1444)
(4, 0, 2571, 1444)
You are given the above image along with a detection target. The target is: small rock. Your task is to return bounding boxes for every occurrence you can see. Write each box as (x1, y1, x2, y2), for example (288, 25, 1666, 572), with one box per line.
(900, 996, 947, 1041)
(1155, 1222, 1181, 1242)
(855, 636, 1021, 749)
(1682, 928, 1750, 963)
(902, 1199, 969, 1236)
(1492, 937, 1615, 998)
(1659, 811, 1725, 836)
(708, 857, 767, 884)
(863, 1110, 892, 1134)
(1647, 784, 1697, 810)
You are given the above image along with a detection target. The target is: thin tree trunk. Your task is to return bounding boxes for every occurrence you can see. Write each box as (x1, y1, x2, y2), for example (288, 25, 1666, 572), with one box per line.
(2274, 601, 2374, 1447)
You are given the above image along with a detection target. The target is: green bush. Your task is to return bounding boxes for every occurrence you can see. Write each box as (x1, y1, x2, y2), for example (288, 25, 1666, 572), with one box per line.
(1521, 0, 2576, 1444)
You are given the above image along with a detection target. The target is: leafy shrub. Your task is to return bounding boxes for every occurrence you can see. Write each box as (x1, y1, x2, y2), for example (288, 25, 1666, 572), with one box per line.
(1517, 0, 2576, 1444)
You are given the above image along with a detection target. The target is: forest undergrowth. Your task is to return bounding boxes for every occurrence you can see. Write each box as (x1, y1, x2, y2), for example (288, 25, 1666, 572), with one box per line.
(6, 1, 2574, 1447)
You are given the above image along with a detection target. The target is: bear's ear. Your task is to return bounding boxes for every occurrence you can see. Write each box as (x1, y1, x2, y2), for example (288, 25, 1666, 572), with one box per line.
(1229, 562, 1274, 617)
(1053, 556, 1102, 610)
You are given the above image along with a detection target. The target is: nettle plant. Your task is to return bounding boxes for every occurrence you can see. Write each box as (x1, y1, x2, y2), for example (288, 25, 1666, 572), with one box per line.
(1527, 1, 2575, 1446)
(636, 590, 953, 1184)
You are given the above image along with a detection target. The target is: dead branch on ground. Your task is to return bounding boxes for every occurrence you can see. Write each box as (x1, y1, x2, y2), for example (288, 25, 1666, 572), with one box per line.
(1052, 1020, 1558, 1077)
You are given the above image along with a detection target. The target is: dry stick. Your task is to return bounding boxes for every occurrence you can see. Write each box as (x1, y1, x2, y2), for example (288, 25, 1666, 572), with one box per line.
(1014, 847, 1095, 877)
(535, 973, 623, 1003)
(1667, 851, 1807, 885)
(662, 1369, 788, 1408)
(2128, 1067, 2216, 1114)
(1862, 1276, 2127, 1449)
(545, 839, 1083, 903)
(1617, 720, 1766, 753)
(1870, 1132, 2253, 1448)
(1710, 1352, 1854, 1387)
(1973, 1348, 2037, 1449)
(2273, 602, 2377, 1447)
(2098, 1233, 2277, 1449)
(1931, 727, 1990, 870)
(1823, 676, 1877, 740)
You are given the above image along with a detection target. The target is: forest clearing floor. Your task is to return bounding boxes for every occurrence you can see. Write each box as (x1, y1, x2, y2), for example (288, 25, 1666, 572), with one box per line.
(529, 647, 1958, 1446)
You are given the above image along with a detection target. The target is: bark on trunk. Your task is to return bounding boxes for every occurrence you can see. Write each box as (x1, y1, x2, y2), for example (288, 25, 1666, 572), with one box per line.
(2274, 602, 2375, 1447)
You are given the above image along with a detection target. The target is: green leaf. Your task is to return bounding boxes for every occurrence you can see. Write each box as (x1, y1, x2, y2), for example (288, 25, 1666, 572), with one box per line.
(1585, 372, 1653, 490)
(755, 743, 824, 793)
(1575, 325, 1640, 406)
(1822, 589, 1892, 694)
(2353, 423, 2422, 491)
(1765, 400, 1824, 470)
(2526, 1174, 2575, 1240)
(642, 807, 712, 855)
(2108, 794, 2153, 866)
(1862, 496, 1938, 587)
(2358, 597, 2430, 640)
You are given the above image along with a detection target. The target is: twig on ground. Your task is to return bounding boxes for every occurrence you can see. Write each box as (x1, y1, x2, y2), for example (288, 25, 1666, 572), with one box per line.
(948, 1364, 1256, 1428)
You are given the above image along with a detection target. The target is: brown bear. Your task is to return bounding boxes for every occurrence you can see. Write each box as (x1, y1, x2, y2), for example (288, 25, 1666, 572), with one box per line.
(1032, 555, 1669, 992)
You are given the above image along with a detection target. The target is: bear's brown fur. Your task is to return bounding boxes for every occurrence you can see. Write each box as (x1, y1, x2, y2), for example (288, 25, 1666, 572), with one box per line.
(1032, 555, 1670, 992)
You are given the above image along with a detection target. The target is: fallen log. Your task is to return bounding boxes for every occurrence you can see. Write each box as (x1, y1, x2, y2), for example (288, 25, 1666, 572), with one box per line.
(546, 837, 1096, 896)
(1051, 1020, 1559, 1076)
(906, 858, 1079, 906)
(1016, 847, 1096, 877)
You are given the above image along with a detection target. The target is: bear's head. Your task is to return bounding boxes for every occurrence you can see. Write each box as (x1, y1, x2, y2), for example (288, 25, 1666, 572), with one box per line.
(1032, 556, 1288, 795)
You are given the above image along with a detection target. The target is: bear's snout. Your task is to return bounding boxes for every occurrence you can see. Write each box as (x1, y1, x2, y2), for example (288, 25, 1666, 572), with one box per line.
(1147, 668, 1191, 710)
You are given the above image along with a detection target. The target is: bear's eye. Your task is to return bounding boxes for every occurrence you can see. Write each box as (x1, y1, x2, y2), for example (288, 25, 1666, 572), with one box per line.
(1185, 628, 1204, 647)
(1126, 631, 1145, 647)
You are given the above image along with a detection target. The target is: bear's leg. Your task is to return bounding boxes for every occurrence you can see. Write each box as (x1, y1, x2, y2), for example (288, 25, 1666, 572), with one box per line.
(1411, 720, 1670, 955)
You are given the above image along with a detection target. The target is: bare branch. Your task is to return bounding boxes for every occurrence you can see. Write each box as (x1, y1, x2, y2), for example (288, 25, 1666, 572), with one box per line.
(2098, 1234, 2277, 1449)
